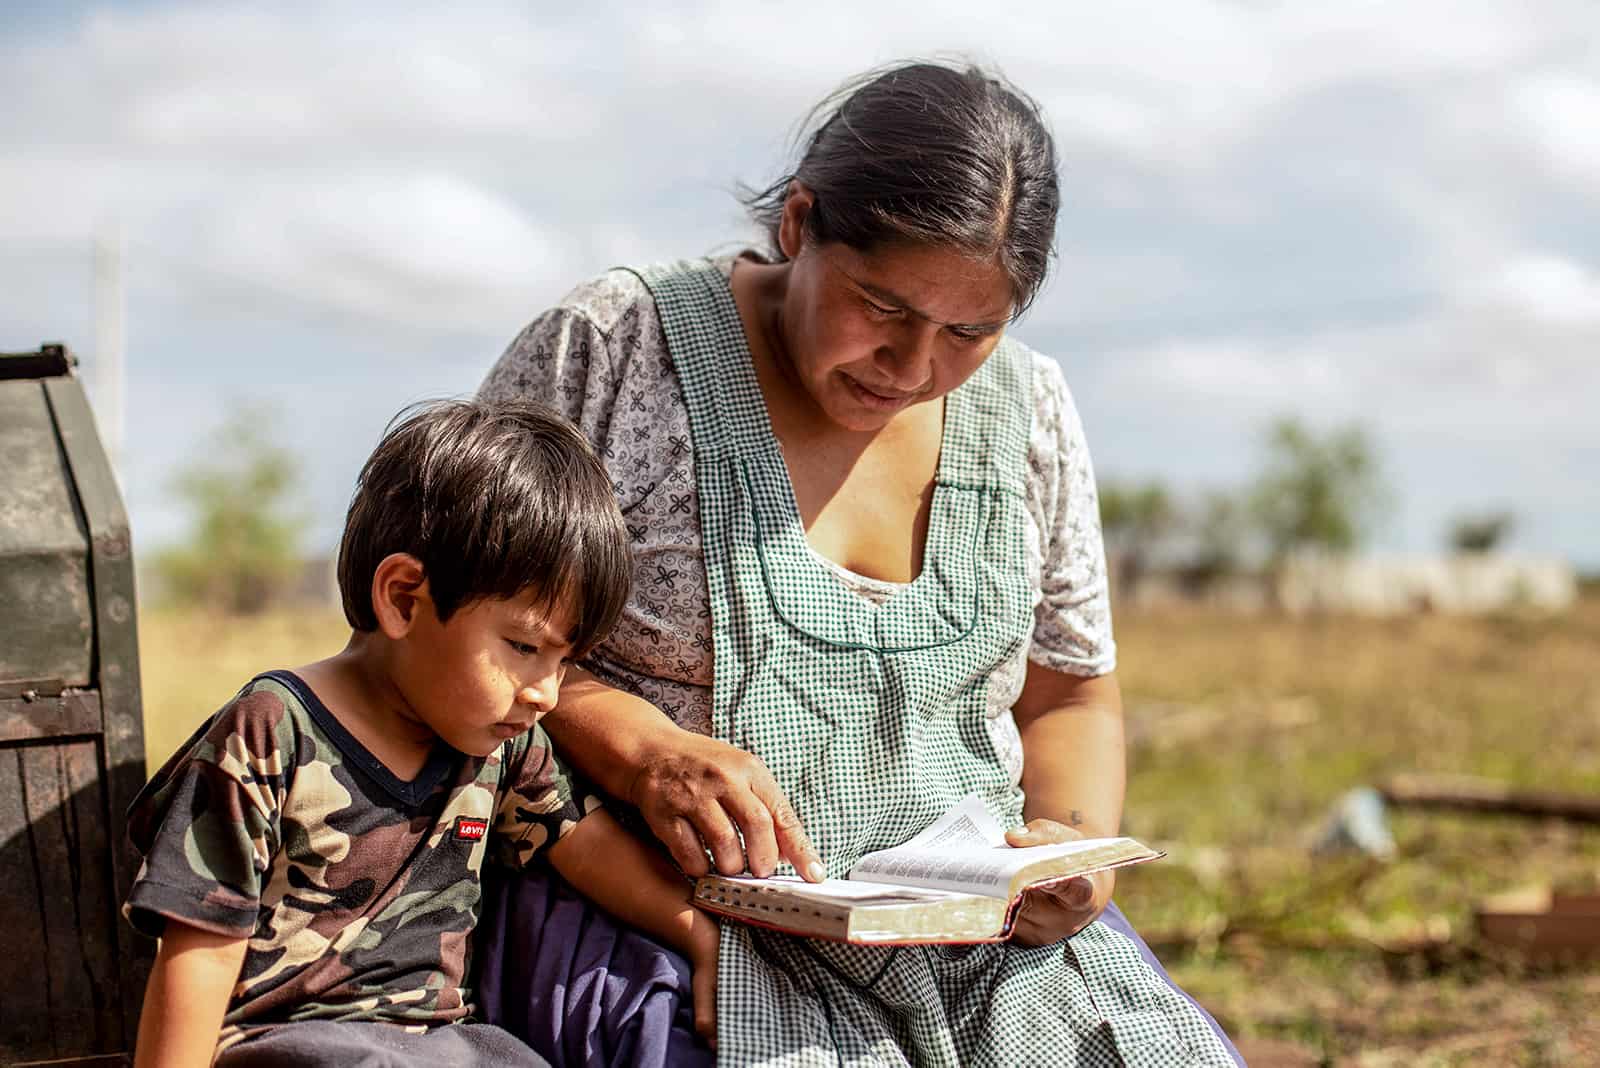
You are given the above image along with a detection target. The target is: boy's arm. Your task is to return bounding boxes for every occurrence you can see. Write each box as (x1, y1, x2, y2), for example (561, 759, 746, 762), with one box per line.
(134, 921, 248, 1068)
(546, 809, 720, 1041)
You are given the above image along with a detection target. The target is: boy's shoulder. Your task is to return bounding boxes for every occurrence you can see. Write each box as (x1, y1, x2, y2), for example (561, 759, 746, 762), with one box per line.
(141, 671, 307, 786)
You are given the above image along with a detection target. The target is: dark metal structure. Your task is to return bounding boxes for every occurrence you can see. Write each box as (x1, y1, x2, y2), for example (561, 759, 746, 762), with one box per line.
(1, 344, 150, 1066)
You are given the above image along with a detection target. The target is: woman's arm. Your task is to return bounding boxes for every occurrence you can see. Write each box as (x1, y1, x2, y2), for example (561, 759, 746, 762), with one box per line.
(547, 668, 825, 882)
(1011, 664, 1125, 836)
(1005, 663, 1126, 945)
(134, 922, 248, 1068)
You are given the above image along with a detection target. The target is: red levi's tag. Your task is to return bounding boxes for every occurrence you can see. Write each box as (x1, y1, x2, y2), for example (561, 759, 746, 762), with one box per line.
(454, 817, 489, 842)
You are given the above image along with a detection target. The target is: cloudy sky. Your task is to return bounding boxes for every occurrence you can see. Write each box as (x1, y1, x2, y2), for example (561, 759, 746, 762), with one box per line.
(4, 1, 1597, 569)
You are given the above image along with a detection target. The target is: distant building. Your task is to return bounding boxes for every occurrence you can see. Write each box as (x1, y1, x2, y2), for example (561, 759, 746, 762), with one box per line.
(1111, 552, 1579, 616)
(1274, 553, 1578, 616)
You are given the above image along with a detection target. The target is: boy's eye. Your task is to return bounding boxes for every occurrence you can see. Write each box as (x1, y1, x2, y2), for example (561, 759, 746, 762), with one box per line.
(862, 297, 899, 319)
(946, 324, 991, 344)
(506, 639, 538, 657)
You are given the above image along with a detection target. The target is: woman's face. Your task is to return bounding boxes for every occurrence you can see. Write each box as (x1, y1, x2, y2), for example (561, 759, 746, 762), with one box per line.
(775, 187, 1017, 433)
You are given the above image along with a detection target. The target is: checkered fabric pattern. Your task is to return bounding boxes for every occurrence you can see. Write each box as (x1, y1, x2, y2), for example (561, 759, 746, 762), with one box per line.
(639, 261, 1234, 1067)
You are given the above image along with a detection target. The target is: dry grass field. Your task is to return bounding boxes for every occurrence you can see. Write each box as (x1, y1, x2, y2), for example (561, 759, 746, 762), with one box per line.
(139, 595, 1600, 1066)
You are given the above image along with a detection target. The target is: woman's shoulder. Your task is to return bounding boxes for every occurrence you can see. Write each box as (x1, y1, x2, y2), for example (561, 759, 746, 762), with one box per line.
(545, 256, 741, 338)
(545, 267, 661, 338)
(999, 338, 1085, 448)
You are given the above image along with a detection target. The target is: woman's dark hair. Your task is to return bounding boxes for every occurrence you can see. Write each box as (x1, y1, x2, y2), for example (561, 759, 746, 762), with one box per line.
(744, 60, 1060, 313)
(337, 398, 630, 656)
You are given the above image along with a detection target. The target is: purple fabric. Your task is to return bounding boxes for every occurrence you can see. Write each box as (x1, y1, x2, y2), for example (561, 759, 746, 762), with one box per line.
(216, 1020, 550, 1067)
(478, 867, 1242, 1066)
(476, 867, 714, 1068)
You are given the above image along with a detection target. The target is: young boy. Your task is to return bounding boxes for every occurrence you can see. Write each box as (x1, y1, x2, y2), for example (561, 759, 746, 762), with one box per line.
(123, 400, 719, 1067)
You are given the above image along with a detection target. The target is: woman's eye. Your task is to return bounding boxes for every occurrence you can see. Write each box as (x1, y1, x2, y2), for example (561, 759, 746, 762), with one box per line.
(863, 298, 898, 319)
(947, 325, 988, 344)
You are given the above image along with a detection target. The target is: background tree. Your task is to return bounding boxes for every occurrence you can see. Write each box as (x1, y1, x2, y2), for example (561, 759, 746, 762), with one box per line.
(1178, 490, 1252, 590)
(1099, 480, 1178, 595)
(1448, 510, 1515, 554)
(152, 410, 307, 614)
(1250, 418, 1384, 564)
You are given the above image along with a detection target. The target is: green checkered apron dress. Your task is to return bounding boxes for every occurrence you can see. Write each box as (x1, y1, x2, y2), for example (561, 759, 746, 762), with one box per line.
(638, 261, 1233, 1067)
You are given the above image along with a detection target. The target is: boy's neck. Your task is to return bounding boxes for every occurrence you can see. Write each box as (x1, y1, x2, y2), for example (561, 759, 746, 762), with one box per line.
(294, 633, 439, 779)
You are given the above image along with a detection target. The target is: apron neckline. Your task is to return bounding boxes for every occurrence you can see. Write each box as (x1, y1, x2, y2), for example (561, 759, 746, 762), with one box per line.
(700, 259, 985, 625)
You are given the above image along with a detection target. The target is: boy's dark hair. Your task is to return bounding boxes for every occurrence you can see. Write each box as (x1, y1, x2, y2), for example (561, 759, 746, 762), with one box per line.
(338, 399, 629, 655)
(742, 60, 1060, 314)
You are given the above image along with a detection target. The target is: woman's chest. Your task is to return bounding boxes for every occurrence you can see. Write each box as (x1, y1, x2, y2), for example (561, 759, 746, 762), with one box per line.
(779, 411, 943, 585)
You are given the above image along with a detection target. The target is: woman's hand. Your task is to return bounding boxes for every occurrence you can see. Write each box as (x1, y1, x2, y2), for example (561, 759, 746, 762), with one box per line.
(545, 669, 825, 881)
(1004, 819, 1115, 945)
(628, 728, 826, 881)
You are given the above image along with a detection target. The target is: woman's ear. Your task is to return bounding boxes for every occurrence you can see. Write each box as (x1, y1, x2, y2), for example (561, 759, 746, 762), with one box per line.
(777, 181, 815, 261)
(370, 553, 431, 639)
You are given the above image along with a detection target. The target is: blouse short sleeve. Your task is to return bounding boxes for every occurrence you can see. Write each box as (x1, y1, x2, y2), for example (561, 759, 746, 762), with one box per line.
(1024, 352, 1117, 676)
(480, 269, 717, 734)
(481, 291, 621, 467)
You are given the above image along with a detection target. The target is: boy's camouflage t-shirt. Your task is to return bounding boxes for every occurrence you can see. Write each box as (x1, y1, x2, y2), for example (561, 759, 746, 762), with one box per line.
(124, 670, 595, 1046)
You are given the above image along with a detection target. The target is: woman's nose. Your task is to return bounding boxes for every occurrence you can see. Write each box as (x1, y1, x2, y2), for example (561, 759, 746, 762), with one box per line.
(878, 320, 938, 387)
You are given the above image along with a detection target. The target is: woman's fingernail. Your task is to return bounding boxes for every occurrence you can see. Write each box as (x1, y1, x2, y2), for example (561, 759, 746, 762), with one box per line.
(806, 860, 828, 882)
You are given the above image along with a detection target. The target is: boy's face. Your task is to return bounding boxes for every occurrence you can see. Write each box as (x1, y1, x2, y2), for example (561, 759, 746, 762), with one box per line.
(397, 586, 578, 758)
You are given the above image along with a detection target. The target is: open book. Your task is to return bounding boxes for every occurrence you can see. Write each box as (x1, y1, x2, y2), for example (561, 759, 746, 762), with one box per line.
(692, 795, 1162, 944)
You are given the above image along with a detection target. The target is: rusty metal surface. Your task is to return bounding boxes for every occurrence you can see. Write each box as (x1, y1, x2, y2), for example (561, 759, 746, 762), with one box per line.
(0, 352, 149, 1064)
(0, 343, 73, 382)
(0, 343, 73, 380)
(0, 742, 129, 1061)
(44, 373, 153, 1047)
(0, 379, 93, 687)
(0, 691, 101, 743)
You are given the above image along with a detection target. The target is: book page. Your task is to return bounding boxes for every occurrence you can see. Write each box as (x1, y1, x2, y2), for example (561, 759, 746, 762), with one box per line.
(891, 794, 1007, 850)
(849, 795, 1142, 898)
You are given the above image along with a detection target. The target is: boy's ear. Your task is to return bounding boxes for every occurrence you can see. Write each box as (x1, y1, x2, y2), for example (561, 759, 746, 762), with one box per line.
(371, 553, 432, 639)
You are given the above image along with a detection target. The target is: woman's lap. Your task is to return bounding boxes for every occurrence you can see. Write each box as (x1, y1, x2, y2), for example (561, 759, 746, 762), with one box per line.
(478, 866, 1243, 1067)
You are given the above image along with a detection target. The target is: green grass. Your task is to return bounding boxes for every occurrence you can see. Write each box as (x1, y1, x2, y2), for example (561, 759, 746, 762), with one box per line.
(1112, 597, 1600, 1061)
(137, 596, 1600, 1063)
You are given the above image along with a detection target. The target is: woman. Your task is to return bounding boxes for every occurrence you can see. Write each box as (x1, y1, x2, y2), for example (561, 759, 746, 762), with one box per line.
(477, 61, 1242, 1067)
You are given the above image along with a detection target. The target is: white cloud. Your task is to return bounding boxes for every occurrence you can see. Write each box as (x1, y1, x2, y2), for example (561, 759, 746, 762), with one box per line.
(204, 172, 567, 332)
(1510, 73, 1600, 183)
(1479, 253, 1600, 327)
(2, 0, 1598, 564)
